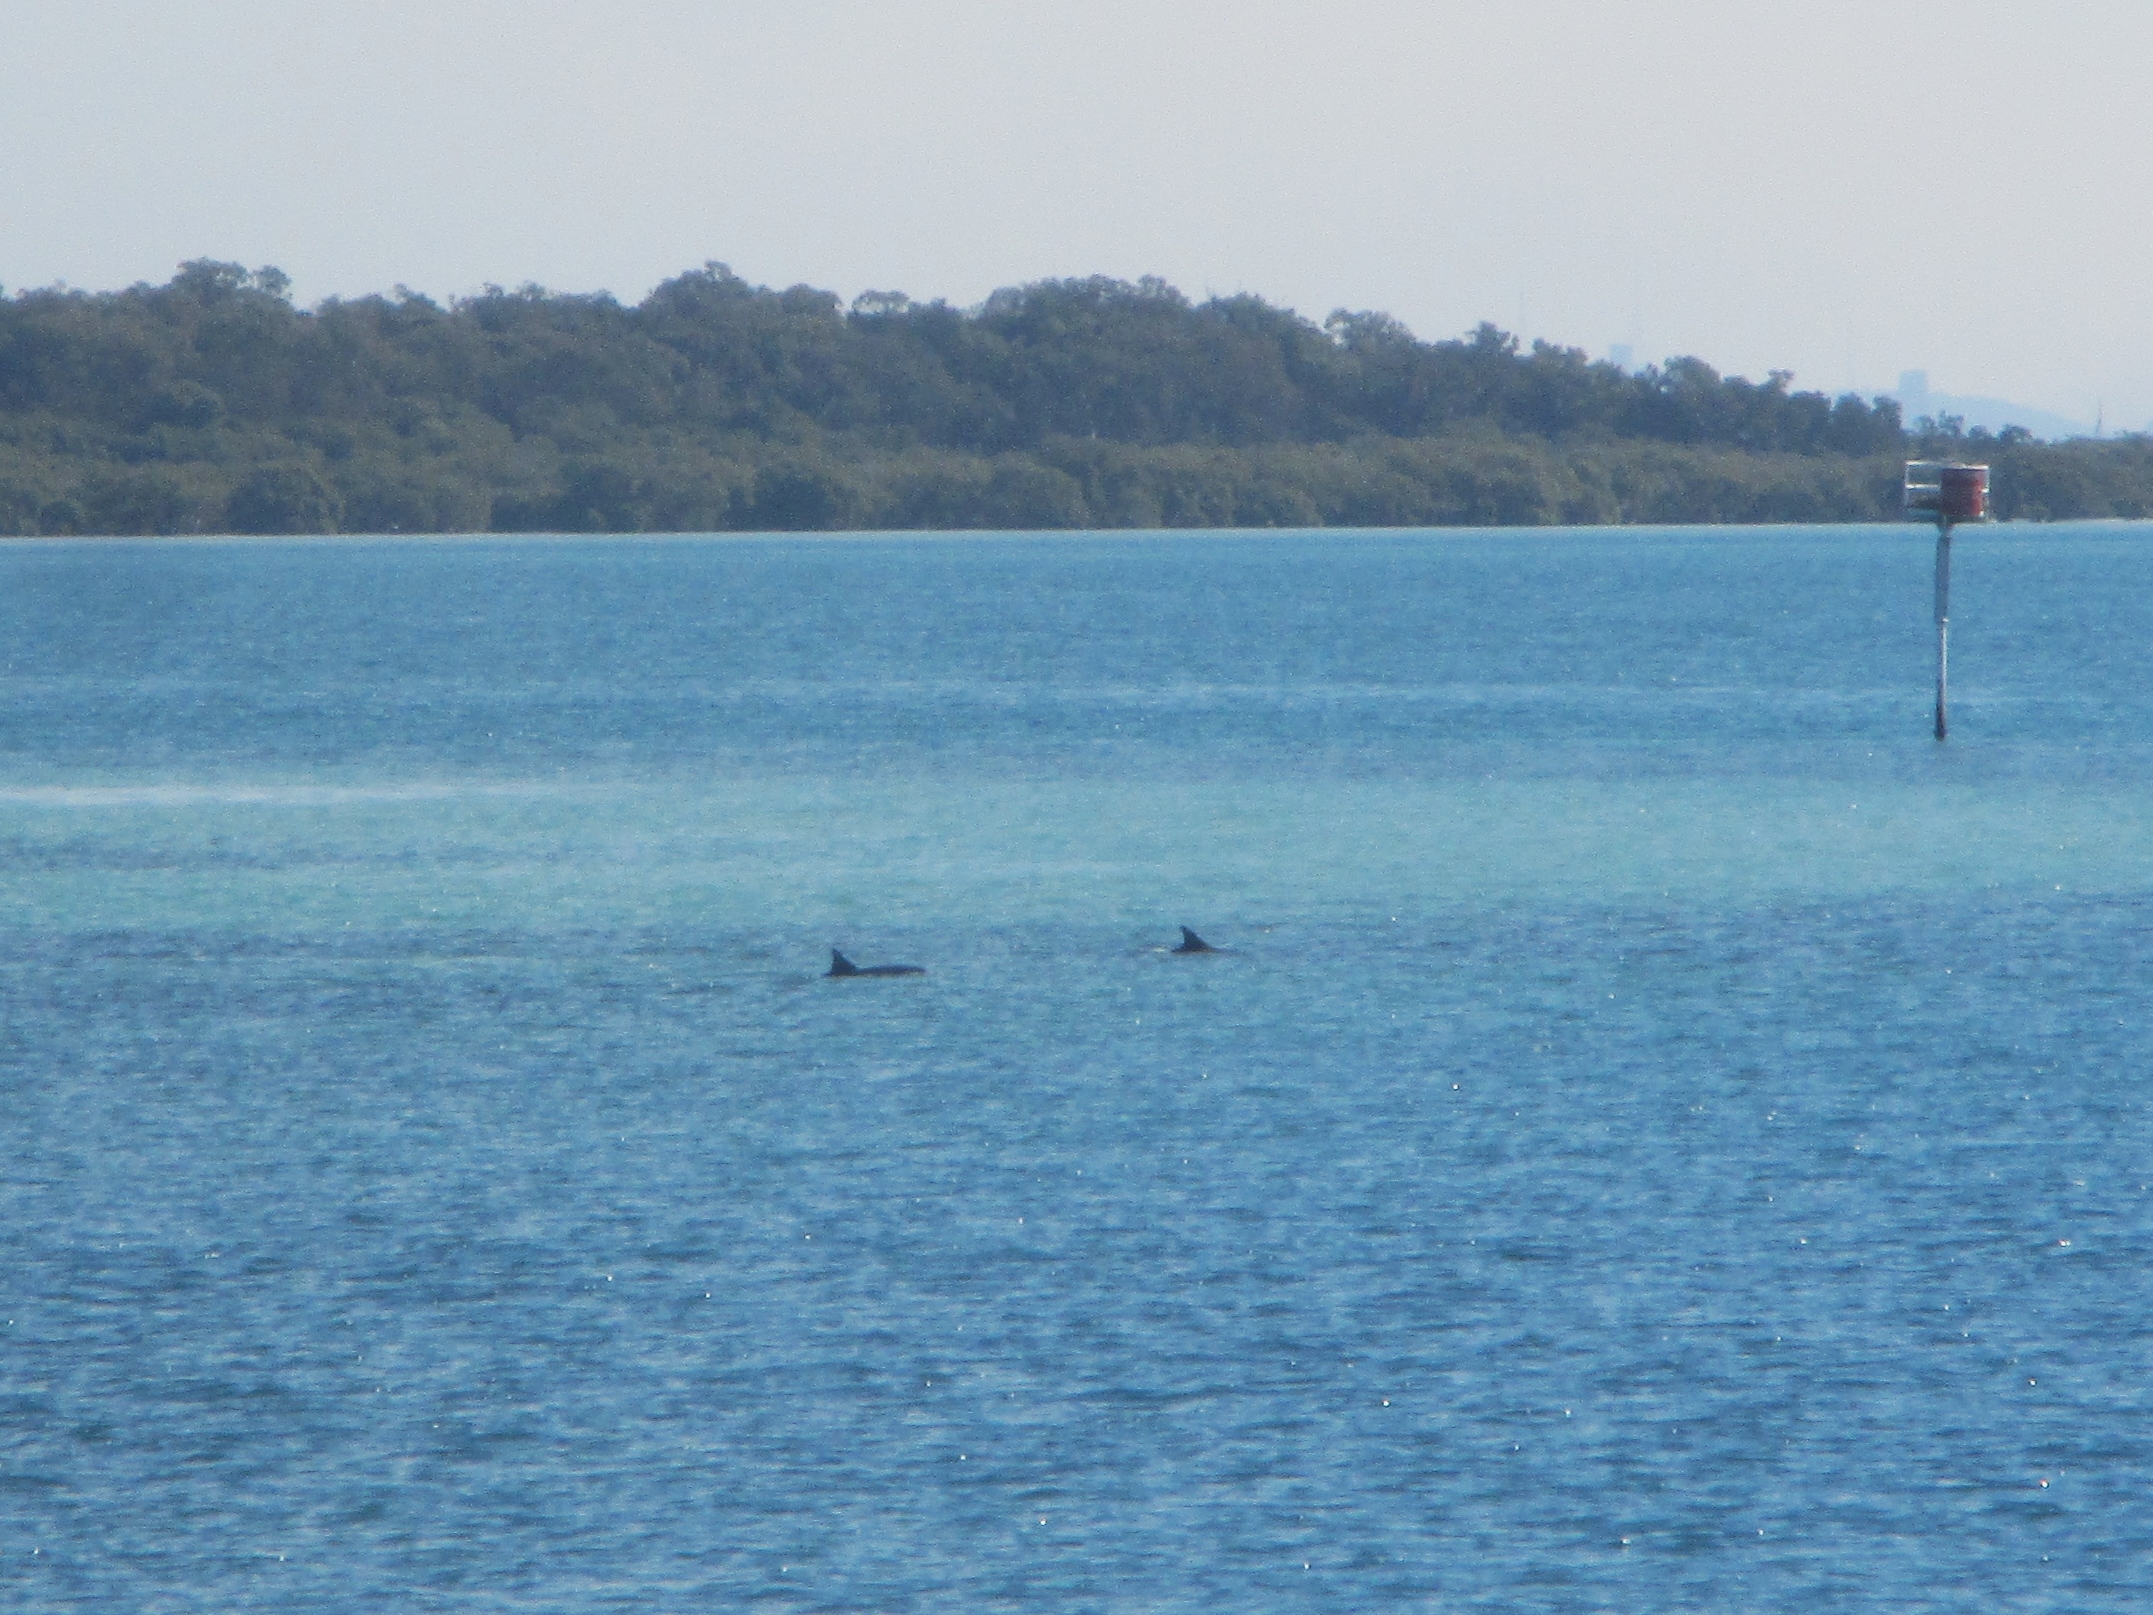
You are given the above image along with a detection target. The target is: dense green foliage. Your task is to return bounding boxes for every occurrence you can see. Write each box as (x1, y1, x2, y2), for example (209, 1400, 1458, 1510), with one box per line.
(0, 259, 2143, 534)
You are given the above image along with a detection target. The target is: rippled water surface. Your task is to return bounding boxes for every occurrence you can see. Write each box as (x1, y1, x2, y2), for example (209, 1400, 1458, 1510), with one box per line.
(4, 526, 2153, 1612)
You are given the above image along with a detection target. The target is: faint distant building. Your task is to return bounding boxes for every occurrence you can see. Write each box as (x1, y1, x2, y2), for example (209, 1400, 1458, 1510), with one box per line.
(1892, 367, 2090, 440)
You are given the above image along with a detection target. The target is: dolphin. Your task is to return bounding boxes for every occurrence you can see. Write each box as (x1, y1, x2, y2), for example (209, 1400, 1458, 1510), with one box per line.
(1172, 927, 1220, 954)
(827, 949, 924, 978)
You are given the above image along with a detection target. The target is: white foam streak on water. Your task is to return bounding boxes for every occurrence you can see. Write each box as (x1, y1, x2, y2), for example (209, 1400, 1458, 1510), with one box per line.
(0, 780, 566, 807)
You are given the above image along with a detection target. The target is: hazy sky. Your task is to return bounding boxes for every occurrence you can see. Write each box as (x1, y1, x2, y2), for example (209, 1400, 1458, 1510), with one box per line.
(7, 1, 2150, 424)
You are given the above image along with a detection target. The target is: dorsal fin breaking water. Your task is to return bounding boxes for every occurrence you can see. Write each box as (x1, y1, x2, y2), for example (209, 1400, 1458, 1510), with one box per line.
(827, 948, 924, 978)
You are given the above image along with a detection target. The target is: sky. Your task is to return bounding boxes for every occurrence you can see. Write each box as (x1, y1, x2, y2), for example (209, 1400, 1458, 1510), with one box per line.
(5, 0, 2150, 428)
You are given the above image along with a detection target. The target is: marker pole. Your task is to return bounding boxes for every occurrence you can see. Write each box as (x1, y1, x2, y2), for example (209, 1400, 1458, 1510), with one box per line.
(1933, 518, 1953, 741)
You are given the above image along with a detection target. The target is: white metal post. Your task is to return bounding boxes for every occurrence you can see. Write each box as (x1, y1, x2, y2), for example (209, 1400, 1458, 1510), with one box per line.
(1933, 519, 1953, 741)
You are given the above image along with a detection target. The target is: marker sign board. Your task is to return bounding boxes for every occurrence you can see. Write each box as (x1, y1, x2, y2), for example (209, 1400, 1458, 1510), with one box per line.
(1904, 462, 1990, 525)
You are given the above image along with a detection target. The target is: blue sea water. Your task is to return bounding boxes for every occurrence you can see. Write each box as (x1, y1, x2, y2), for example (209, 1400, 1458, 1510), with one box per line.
(3, 524, 2152, 1612)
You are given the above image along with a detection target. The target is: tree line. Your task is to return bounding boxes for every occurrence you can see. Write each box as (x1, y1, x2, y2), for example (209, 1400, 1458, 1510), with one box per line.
(0, 259, 2145, 535)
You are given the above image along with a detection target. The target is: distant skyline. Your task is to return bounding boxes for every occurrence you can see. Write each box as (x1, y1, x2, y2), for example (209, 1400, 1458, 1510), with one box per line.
(7, 1, 2151, 429)
(1891, 372, 2091, 443)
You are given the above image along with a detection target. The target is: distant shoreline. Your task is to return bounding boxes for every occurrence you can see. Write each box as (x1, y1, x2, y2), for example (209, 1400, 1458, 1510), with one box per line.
(7, 261, 2150, 536)
(10, 517, 2151, 548)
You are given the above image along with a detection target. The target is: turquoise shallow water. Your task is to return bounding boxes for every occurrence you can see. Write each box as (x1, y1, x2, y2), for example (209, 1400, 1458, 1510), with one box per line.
(4, 526, 2153, 1611)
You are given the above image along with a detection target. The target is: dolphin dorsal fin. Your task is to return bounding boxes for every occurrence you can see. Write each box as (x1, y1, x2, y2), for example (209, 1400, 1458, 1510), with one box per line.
(1176, 927, 1216, 953)
(828, 949, 858, 976)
